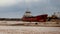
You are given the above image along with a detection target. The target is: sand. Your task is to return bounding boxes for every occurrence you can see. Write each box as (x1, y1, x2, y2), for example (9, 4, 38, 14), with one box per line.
(0, 26, 60, 34)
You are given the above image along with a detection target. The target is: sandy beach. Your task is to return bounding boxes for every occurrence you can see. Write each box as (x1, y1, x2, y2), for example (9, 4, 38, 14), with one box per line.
(0, 26, 60, 34)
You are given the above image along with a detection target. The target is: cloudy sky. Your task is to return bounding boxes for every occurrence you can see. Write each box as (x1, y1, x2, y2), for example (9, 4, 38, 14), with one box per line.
(0, 0, 60, 18)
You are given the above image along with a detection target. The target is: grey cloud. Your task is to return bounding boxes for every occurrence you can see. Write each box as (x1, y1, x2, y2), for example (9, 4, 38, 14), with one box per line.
(0, 0, 60, 18)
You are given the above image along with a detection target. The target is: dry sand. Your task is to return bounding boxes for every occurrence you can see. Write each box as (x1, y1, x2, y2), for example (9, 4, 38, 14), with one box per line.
(0, 26, 60, 34)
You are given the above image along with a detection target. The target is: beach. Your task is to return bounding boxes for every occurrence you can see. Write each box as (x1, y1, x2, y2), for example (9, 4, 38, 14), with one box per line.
(0, 26, 60, 34)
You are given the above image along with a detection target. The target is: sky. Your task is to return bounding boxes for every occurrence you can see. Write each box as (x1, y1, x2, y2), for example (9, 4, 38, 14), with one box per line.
(0, 0, 60, 18)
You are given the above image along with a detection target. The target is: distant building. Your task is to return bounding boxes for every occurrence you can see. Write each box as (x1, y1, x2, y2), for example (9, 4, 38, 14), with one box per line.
(53, 12, 60, 18)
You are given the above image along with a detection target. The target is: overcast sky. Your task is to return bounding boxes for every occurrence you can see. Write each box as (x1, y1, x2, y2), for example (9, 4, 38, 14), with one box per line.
(0, 0, 60, 18)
